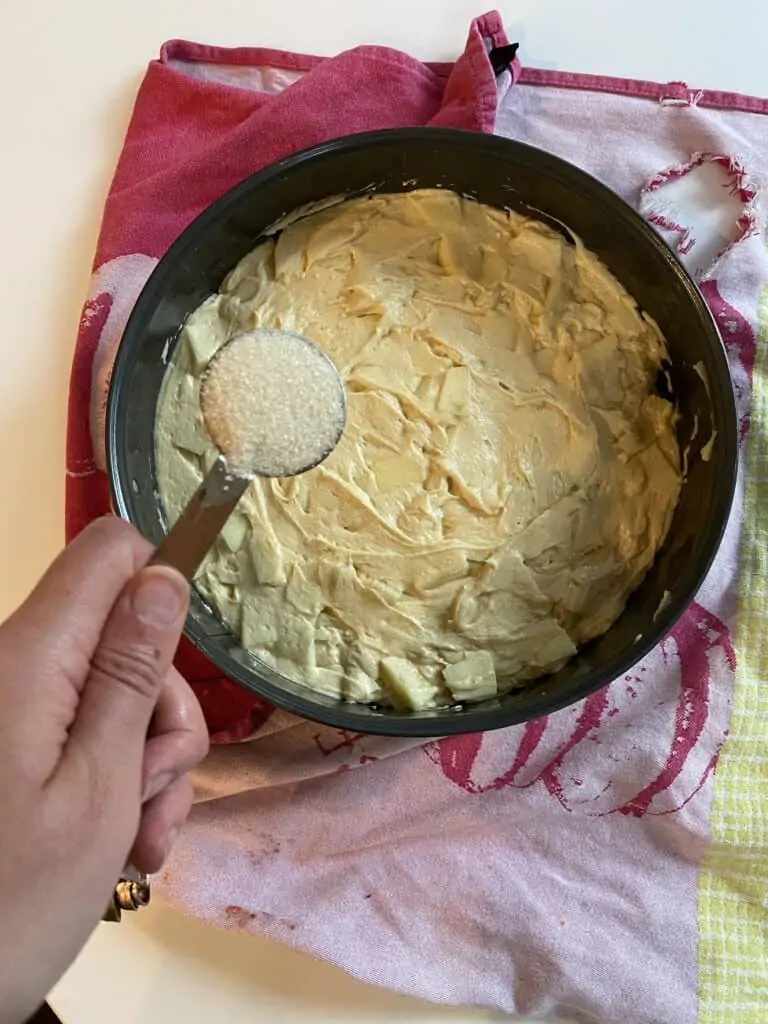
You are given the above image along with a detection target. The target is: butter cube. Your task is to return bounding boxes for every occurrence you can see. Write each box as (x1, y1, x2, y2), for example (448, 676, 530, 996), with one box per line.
(183, 297, 230, 371)
(171, 374, 208, 455)
(380, 656, 440, 710)
(443, 651, 497, 702)
(221, 512, 248, 553)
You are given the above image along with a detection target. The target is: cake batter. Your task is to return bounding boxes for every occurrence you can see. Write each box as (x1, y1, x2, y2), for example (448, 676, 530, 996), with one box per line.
(155, 190, 681, 709)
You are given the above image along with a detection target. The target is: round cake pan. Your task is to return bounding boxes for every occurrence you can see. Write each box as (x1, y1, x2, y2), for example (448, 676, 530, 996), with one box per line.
(107, 127, 737, 737)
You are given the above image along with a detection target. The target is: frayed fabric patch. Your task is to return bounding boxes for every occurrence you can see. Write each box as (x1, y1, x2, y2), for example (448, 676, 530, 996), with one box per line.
(659, 81, 704, 108)
(639, 152, 758, 279)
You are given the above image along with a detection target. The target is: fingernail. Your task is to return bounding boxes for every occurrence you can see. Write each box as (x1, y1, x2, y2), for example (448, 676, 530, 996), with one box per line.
(132, 567, 187, 627)
(165, 826, 181, 860)
(142, 770, 175, 804)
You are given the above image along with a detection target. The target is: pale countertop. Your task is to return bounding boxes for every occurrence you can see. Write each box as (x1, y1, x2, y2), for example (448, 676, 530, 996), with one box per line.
(0, 0, 763, 1020)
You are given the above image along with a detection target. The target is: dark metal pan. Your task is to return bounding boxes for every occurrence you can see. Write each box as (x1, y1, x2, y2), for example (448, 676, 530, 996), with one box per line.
(107, 128, 737, 737)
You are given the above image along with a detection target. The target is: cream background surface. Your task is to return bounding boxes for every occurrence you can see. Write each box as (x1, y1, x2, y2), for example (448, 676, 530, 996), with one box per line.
(0, 0, 762, 1019)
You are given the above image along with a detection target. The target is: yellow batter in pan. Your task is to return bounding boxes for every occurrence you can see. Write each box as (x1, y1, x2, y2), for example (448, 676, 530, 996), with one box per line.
(155, 190, 681, 709)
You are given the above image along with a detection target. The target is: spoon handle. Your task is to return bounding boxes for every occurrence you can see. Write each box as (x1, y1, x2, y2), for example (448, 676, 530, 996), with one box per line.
(150, 456, 249, 581)
(103, 460, 247, 923)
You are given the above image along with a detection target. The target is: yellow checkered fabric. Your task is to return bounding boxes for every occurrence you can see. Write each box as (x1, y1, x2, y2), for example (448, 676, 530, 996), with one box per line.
(699, 284, 768, 1021)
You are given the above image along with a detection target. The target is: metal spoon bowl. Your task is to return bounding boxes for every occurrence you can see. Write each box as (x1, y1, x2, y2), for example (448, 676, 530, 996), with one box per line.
(151, 329, 346, 580)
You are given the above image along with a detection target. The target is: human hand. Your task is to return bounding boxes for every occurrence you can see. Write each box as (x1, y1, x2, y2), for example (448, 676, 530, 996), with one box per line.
(0, 517, 209, 1024)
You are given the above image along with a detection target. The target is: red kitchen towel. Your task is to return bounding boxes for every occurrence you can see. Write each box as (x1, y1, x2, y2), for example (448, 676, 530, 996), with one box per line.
(65, 13, 768, 1021)
(65, 10, 509, 741)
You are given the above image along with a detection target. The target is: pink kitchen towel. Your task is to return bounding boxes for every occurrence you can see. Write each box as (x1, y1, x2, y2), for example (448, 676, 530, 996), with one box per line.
(65, 11, 768, 1023)
(66, 10, 505, 742)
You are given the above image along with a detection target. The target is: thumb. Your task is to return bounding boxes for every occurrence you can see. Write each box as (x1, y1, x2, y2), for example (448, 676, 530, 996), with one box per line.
(66, 565, 190, 790)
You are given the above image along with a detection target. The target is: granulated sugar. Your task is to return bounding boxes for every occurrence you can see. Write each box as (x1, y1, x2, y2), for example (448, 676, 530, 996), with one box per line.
(200, 329, 346, 477)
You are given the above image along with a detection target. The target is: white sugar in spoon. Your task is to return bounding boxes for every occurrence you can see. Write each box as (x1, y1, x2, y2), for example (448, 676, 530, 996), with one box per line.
(151, 328, 346, 579)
